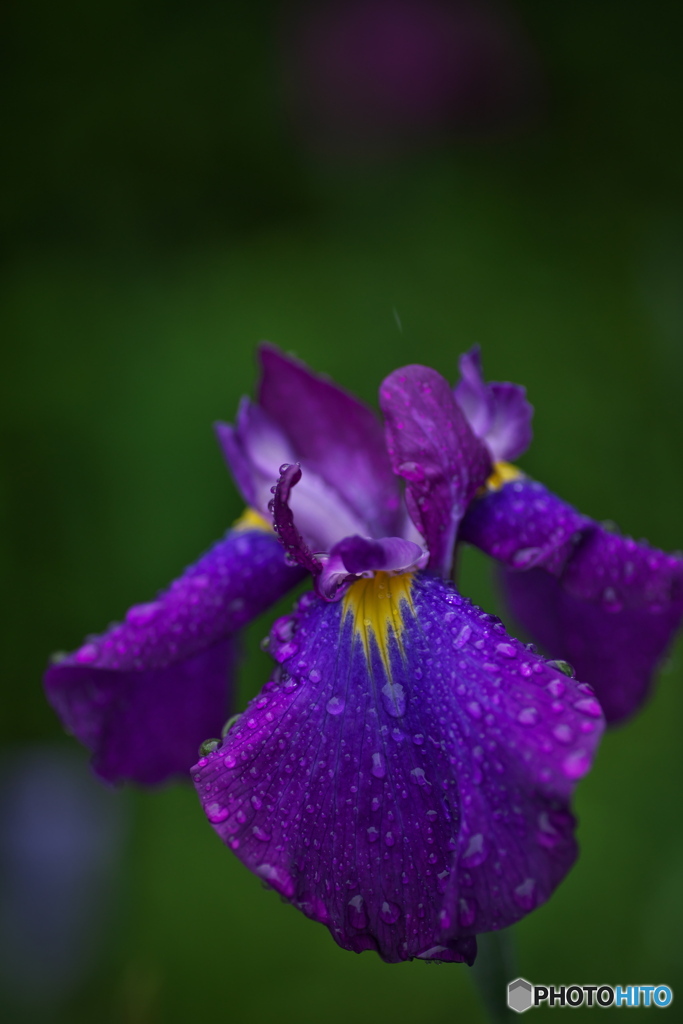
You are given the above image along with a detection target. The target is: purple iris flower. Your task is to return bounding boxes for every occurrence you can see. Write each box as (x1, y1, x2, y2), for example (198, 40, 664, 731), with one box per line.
(43, 345, 680, 964)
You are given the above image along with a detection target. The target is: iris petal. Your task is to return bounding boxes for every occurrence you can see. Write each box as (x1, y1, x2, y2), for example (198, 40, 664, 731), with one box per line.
(461, 476, 590, 574)
(501, 526, 683, 723)
(259, 344, 401, 536)
(462, 478, 683, 722)
(380, 365, 491, 576)
(193, 573, 602, 962)
(454, 346, 534, 462)
(44, 528, 304, 784)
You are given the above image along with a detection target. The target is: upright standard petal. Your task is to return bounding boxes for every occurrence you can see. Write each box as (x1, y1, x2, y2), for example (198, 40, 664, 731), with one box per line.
(501, 527, 683, 723)
(45, 527, 305, 784)
(193, 572, 602, 963)
(217, 400, 367, 550)
(259, 344, 401, 536)
(454, 346, 533, 462)
(462, 479, 683, 723)
(380, 365, 491, 576)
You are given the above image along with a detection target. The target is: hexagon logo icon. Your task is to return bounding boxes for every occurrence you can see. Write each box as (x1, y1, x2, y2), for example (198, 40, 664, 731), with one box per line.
(507, 978, 533, 1013)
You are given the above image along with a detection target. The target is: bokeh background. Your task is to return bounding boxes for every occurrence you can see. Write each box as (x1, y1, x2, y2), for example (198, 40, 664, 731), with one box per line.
(3, 1, 683, 1020)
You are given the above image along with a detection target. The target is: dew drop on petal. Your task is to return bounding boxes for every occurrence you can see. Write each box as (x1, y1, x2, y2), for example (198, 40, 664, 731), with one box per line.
(458, 897, 477, 927)
(75, 643, 98, 664)
(562, 749, 591, 779)
(326, 696, 345, 715)
(547, 659, 575, 678)
(517, 707, 538, 726)
(513, 877, 537, 910)
(198, 738, 221, 757)
(461, 832, 487, 867)
(206, 803, 229, 824)
(348, 894, 367, 929)
(380, 901, 401, 924)
(546, 678, 565, 698)
(496, 642, 517, 659)
(371, 752, 386, 778)
(381, 683, 407, 718)
(574, 697, 602, 718)
(553, 724, 573, 744)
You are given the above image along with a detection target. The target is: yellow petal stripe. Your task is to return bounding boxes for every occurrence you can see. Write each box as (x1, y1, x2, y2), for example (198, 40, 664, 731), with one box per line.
(233, 507, 273, 533)
(342, 571, 415, 676)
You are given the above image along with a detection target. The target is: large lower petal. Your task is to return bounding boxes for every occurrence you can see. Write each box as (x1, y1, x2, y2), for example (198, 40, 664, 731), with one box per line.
(380, 365, 491, 576)
(45, 527, 305, 784)
(258, 344, 401, 536)
(193, 573, 602, 962)
(501, 527, 683, 723)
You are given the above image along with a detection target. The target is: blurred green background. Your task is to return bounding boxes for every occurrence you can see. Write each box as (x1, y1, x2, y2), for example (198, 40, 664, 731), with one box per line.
(2, 1, 683, 1020)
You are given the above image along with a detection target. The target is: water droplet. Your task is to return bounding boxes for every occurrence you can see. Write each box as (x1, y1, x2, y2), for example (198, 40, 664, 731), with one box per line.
(308, 668, 321, 682)
(348, 894, 367, 929)
(367, 826, 379, 843)
(562, 749, 591, 779)
(126, 601, 162, 626)
(250, 795, 262, 810)
(223, 753, 236, 768)
(517, 707, 538, 726)
(75, 643, 98, 664)
(252, 825, 271, 842)
(371, 752, 386, 778)
(513, 877, 537, 910)
(412, 733, 424, 745)
(384, 832, 395, 847)
(465, 701, 482, 720)
(496, 642, 517, 659)
(546, 678, 565, 698)
(410, 767, 428, 786)
(381, 682, 407, 718)
(547, 660, 575, 678)
(512, 546, 541, 568)
(198, 738, 221, 757)
(461, 833, 487, 867)
(574, 697, 602, 718)
(206, 802, 229, 824)
(326, 696, 345, 715)
(458, 897, 477, 927)
(454, 624, 472, 649)
(380, 901, 400, 924)
(553, 724, 573, 744)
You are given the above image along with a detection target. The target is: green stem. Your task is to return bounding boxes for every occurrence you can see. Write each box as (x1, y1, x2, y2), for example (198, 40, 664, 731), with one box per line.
(470, 929, 519, 1023)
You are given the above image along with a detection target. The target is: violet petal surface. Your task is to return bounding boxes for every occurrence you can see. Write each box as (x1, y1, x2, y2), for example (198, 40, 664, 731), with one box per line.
(193, 573, 602, 962)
